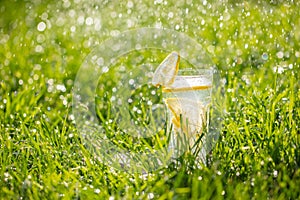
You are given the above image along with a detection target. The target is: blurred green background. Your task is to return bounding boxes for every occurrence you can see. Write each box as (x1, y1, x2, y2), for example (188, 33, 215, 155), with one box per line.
(0, 0, 299, 199)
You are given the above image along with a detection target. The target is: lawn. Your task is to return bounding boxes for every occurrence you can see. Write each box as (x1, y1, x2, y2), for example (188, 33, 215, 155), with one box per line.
(0, 0, 299, 199)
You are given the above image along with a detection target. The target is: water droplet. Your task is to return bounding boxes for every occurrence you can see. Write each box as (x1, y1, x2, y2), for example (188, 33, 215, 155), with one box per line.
(63, 99, 68, 106)
(127, 1, 134, 8)
(70, 26, 76, 32)
(147, 193, 154, 199)
(129, 79, 135, 85)
(56, 84, 66, 92)
(37, 21, 46, 32)
(168, 12, 174, 18)
(201, 19, 205, 25)
(273, 66, 284, 74)
(35, 45, 44, 53)
(102, 66, 109, 73)
(111, 96, 116, 101)
(276, 51, 284, 59)
(77, 15, 85, 25)
(94, 18, 101, 31)
(85, 17, 93, 25)
(94, 188, 100, 194)
(261, 53, 268, 60)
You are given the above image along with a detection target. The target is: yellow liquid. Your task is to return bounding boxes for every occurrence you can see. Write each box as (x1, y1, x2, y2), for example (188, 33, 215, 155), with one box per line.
(162, 75, 211, 91)
(162, 85, 212, 92)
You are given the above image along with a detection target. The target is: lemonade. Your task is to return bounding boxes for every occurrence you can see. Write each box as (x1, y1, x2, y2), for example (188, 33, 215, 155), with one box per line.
(163, 75, 212, 133)
(152, 52, 213, 154)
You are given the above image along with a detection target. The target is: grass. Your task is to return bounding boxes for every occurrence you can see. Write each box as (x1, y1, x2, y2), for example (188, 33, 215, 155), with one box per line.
(1, 0, 300, 199)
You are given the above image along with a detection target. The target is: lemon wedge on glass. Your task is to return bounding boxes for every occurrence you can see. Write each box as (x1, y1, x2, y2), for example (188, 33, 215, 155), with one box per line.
(152, 51, 180, 87)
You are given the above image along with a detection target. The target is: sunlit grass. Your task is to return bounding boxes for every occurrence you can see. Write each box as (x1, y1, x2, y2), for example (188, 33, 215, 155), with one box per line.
(1, 0, 300, 199)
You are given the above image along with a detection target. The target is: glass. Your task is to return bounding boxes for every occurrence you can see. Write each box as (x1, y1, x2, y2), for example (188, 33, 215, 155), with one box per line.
(163, 68, 213, 161)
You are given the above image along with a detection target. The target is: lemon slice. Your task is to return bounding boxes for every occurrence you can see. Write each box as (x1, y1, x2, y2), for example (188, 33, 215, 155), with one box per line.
(165, 98, 207, 135)
(152, 51, 180, 87)
(163, 76, 212, 92)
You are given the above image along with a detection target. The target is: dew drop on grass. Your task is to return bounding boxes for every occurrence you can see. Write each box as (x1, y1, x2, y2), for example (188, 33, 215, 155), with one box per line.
(276, 51, 284, 59)
(36, 34, 45, 43)
(35, 45, 44, 53)
(63, 99, 68, 106)
(262, 53, 268, 60)
(102, 66, 109, 73)
(77, 15, 85, 25)
(129, 79, 135, 85)
(110, 96, 115, 101)
(147, 193, 154, 199)
(273, 66, 284, 74)
(168, 12, 174, 18)
(85, 17, 93, 25)
(56, 84, 66, 92)
(37, 21, 46, 32)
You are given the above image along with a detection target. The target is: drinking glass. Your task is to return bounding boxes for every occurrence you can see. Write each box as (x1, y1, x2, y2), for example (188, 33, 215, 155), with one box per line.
(163, 68, 213, 160)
